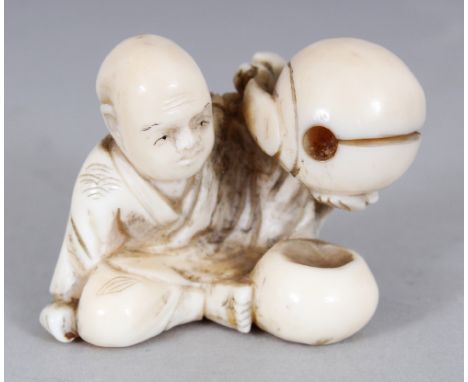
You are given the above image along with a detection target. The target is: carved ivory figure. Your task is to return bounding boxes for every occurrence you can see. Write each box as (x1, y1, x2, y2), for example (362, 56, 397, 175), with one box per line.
(40, 35, 425, 347)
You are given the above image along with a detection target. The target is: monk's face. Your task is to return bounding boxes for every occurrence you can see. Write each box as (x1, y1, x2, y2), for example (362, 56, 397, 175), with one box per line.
(115, 77, 214, 181)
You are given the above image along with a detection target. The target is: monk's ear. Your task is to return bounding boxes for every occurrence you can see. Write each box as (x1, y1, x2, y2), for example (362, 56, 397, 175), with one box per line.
(242, 79, 281, 156)
(100, 104, 123, 147)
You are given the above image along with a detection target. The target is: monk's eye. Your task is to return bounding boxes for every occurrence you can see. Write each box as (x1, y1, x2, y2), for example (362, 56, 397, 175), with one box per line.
(200, 120, 210, 127)
(154, 135, 168, 145)
(303, 126, 338, 161)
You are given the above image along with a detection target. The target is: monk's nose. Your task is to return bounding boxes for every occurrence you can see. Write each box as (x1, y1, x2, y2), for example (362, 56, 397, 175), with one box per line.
(176, 126, 197, 152)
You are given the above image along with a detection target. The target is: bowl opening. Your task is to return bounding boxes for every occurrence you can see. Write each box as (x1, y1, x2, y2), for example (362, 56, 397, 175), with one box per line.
(281, 239, 353, 268)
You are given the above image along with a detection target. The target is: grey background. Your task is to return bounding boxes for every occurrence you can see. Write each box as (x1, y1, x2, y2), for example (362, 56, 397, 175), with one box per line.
(5, 0, 463, 381)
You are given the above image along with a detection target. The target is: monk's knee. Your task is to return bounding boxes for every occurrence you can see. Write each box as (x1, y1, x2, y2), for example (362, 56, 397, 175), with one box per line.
(77, 264, 181, 347)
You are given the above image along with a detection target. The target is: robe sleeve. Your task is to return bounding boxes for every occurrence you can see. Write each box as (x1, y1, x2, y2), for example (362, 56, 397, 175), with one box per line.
(49, 142, 128, 302)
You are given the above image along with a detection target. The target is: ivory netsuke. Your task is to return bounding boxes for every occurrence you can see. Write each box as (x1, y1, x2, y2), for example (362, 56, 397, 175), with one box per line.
(40, 35, 425, 347)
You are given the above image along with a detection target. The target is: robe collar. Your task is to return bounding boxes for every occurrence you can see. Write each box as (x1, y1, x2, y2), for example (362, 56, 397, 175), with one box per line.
(110, 143, 181, 226)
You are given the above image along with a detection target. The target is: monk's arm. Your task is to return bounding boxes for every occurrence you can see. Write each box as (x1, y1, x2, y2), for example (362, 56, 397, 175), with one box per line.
(40, 144, 128, 342)
(49, 144, 127, 302)
(49, 205, 126, 302)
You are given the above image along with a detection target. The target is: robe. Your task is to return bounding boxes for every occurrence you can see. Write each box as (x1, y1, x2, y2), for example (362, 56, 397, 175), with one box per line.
(49, 94, 330, 303)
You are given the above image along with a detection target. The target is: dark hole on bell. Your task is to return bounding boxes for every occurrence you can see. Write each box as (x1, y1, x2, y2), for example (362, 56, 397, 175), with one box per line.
(303, 125, 338, 161)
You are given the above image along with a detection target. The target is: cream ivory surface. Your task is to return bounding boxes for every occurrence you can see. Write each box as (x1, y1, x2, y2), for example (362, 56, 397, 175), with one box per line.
(40, 35, 424, 347)
(242, 38, 425, 205)
(251, 240, 379, 345)
(96, 35, 214, 182)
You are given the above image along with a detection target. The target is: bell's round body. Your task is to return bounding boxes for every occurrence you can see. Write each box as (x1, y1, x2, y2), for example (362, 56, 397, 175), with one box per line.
(251, 239, 379, 345)
(248, 38, 426, 198)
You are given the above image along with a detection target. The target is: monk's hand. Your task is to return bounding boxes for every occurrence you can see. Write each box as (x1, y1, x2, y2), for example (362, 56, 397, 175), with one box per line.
(312, 191, 379, 211)
(40, 301, 78, 343)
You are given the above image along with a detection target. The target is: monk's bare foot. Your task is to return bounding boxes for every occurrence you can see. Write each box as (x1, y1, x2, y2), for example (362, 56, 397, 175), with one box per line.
(204, 282, 253, 333)
(40, 302, 78, 343)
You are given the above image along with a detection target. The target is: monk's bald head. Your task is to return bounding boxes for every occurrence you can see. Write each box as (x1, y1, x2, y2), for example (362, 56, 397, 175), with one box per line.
(96, 34, 210, 113)
(96, 35, 214, 181)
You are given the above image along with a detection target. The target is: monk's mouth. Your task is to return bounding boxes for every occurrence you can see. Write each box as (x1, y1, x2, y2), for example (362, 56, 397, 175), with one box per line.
(178, 147, 204, 164)
(338, 131, 421, 147)
(178, 158, 194, 166)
